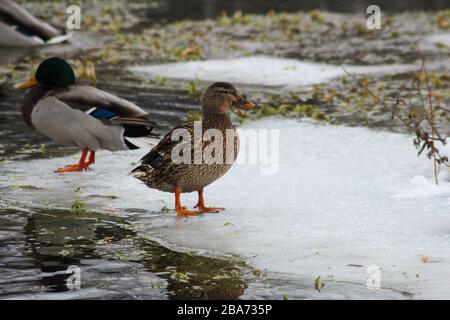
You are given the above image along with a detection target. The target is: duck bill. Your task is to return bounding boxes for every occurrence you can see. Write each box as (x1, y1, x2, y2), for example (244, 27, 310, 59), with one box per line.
(240, 100, 256, 109)
(14, 77, 38, 90)
(235, 96, 256, 110)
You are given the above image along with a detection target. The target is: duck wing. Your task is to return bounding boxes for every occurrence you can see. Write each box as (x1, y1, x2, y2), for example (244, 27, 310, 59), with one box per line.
(45, 85, 159, 150)
(31, 96, 130, 151)
(134, 121, 195, 170)
(51, 85, 150, 118)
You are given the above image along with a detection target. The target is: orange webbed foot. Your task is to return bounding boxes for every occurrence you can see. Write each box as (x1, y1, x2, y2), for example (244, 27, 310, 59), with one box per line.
(55, 149, 95, 173)
(176, 207, 198, 216)
(55, 164, 85, 173)
(194, 190, 225, 214)
(194, 204, 225, 214)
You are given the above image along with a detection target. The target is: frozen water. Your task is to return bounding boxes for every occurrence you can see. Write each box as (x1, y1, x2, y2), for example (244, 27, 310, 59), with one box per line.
(1, 118, 450, 299)
(130, 56, 417, 88)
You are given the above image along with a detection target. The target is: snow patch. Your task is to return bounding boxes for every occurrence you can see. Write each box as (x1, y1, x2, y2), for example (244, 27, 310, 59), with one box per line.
(423, 33, 450, 48)
(130, 56, 416, 88)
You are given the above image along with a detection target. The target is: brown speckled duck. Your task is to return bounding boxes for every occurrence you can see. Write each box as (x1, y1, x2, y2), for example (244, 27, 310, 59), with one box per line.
(132, 82, 255, 216)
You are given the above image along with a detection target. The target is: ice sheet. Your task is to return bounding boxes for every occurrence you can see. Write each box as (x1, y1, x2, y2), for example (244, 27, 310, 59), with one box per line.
(1, 118, 450, 299)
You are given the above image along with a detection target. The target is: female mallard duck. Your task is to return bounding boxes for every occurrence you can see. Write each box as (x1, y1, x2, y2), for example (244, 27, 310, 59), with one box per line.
(132, 82, 255, 216)
(0, 0, 66, 47)
(15, 57, 158, 173)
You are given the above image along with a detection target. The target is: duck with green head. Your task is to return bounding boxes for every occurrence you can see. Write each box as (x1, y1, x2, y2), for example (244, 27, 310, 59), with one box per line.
(15, 57, 158, 173)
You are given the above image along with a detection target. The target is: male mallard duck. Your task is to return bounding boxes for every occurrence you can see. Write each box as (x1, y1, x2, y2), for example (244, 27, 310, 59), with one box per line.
(0, 0, 67, 46)
(132, 82, 255, 216)
(15, 57, 158, 173)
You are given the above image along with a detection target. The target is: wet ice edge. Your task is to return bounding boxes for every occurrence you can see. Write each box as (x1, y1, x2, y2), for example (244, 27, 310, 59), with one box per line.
(1, 119, 450, 299)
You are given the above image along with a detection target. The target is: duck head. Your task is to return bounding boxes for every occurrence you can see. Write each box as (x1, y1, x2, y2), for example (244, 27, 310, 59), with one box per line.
(15, 57, 75, 90)
(202, 82, 255, 114)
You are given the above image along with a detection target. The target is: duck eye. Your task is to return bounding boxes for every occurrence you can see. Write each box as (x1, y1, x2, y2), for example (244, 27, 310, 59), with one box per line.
(232, 95, 241, 105)
(215, 90, 231, 94)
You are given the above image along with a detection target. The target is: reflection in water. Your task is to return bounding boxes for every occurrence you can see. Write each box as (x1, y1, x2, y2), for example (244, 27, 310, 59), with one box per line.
(138, 239, 246, 299)
(21, 210, 128, 293)
(0, 207, 246, 299)
(23, 217, 78, 293)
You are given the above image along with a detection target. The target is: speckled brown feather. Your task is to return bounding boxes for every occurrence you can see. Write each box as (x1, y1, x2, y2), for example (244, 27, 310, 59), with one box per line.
(132, 112, 239, 193)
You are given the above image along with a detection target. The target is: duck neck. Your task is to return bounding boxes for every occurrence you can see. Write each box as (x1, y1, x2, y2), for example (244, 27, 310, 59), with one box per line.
(202, 111, 233, 129)
(22, 85, 50, 129)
